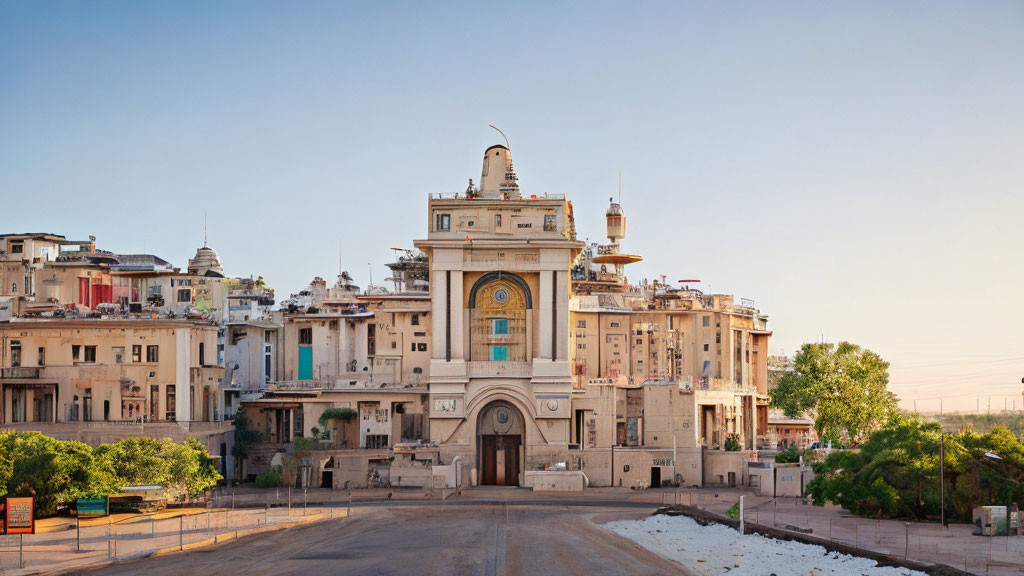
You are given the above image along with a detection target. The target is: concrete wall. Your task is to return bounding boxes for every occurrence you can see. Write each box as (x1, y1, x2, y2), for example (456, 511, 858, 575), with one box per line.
(703, 449, 754, 487)
(775, 464, 815, 498)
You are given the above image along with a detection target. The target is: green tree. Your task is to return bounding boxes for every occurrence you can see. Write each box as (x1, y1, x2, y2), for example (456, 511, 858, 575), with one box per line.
(95, 436, 222, 500)
(0, 431, 119, 515)
(0, 451, 12, 497)
(808, 417, 1024, 521)
(231, 413, 263, 481)
(94, 437, 173, 486)
(771, 342, 896, 443)
(166, 437, 222, 499)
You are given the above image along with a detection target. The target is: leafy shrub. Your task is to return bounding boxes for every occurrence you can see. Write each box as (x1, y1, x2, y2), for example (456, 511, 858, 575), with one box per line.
(724, 434, 741, 451)
(254, 466, 283, 488)
(725, 503, 740, 520)
(775, 447, 803, 463)
(318, 408, 357, 428)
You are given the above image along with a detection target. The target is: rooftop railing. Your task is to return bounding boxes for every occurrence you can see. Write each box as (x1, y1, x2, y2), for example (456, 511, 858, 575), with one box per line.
(428, 192, 566, 201)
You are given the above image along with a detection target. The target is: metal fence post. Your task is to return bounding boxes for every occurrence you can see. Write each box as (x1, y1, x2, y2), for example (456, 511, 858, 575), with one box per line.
(20, 534, 25, 569)
(739, 496, 744, 534)
(288, 486, 292, 516)
(303, 488, 307, 516)
(904, 522, 911, 561)
(77, 516, 81, 552)
(180, 516, 184, 550)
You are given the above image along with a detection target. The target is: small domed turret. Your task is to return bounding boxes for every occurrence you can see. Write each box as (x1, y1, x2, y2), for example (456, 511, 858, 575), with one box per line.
(187, 246, 225, 278)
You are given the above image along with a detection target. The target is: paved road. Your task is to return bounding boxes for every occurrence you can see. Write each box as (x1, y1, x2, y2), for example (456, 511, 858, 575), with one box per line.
(73, 503, 689, 576)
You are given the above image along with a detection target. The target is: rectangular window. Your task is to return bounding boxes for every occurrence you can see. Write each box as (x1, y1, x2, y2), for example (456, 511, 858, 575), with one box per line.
(704, 344, 710, 352)
(494, 214, 502, 229)
(166, 385, 176, 420)
(489, 345, 509, 362)
(435, 213, 451, 231)
(10, 243, 23, 254)
(411, 343, 417, 352)
(543, 214, 557, 232)
(367, 324, 375, 356)
(417, 342, 427, 352)
(264, 332, 272, 343)
(610, 321, 620, 328)
(411, 314, 419, 326)
(84, 346, 97, 363)
(491, 318, 509, 335)
(146, 345, 159, 362)
(10, 341, 21, 367)
(702, 316, 710, 327)
(37, 346, 45, 366)
(177, 289, 191, 303)
(113, 346, 125, 364)
(298, 328, 313, 345)
(576, 320, 586, 328)
(72, 344, 81, 362)
(132, 345, 142, 363)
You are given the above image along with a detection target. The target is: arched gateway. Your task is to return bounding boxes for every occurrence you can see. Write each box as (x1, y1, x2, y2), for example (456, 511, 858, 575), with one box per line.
(476, 400, 524, 486)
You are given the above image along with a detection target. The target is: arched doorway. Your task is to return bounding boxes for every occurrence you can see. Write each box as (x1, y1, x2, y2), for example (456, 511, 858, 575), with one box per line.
(477, 401, 524, 486)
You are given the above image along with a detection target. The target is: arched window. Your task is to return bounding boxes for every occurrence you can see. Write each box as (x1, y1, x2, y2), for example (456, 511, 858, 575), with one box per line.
(470, 277, 528, 362)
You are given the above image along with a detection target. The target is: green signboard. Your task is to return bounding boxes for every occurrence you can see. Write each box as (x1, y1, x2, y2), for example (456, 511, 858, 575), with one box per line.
(77, 498, 108, 518)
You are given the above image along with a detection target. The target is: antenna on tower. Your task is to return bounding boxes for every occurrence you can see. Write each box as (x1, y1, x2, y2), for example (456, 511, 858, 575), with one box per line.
(203, 211, 208, 247)
(488, 125, 511, 149)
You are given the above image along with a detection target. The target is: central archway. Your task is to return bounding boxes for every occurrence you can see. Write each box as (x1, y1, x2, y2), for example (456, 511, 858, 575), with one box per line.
(476, 400, 525, 486)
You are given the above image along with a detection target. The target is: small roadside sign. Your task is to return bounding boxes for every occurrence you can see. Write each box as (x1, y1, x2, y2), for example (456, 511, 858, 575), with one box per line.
(77, 498, 109, 518)
(4, 497, 35, 534)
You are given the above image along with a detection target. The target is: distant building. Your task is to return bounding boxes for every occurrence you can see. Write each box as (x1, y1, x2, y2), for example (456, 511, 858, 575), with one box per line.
(236, 141, 775, 491)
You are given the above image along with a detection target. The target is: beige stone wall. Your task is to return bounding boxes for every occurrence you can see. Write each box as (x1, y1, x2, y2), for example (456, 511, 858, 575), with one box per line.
(703, 450, 755, 487)
(573, 447, 703, 488)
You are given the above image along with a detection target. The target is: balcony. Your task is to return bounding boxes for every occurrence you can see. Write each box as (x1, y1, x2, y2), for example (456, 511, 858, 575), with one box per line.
(2, 367, 40, 379)
(467, 361, 532, 378)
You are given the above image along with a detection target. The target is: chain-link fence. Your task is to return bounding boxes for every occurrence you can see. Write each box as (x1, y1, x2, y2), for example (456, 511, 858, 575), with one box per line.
(0, 501, 335, 574)
(735, 496, 1024, 576)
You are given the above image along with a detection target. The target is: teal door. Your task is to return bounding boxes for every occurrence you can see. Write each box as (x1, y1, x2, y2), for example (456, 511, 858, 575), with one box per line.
(298, 346, 313, 380)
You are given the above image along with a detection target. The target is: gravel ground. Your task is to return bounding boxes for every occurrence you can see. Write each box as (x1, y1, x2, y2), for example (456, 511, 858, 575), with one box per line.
(606, 514, 930, 576)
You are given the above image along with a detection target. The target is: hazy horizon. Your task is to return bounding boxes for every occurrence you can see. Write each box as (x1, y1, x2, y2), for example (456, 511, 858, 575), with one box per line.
(2, 1, 1021, 412)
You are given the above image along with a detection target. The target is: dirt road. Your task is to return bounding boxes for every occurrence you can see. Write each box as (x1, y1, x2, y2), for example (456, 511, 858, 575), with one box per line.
(71, 503, 688, 576)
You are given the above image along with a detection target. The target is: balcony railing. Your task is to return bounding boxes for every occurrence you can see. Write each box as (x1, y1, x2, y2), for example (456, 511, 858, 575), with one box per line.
(467, 361, 532, 378)
(1, 367, 40, 379)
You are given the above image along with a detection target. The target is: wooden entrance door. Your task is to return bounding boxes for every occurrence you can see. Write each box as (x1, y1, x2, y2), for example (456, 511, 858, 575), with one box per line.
(481, 434, 521, 486)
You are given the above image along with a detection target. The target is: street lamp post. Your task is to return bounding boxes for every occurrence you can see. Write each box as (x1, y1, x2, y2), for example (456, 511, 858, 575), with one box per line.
(940, 433, 945, 533)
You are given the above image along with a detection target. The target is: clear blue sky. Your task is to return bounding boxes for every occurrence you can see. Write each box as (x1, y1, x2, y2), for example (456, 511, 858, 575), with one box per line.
(2, 1, 1022, 411)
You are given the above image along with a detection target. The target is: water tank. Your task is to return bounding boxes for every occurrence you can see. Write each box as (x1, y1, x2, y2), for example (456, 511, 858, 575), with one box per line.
(606, 199, 626, 243)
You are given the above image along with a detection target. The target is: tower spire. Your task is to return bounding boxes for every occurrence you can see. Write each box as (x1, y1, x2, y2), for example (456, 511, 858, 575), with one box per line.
(203, 211, 208, 247)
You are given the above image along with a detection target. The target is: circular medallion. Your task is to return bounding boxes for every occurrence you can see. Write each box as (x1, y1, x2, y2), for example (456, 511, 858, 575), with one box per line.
(493, 288, 509, 304)
(494, 407, 513, 434)
(546, 400, 559, 412)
